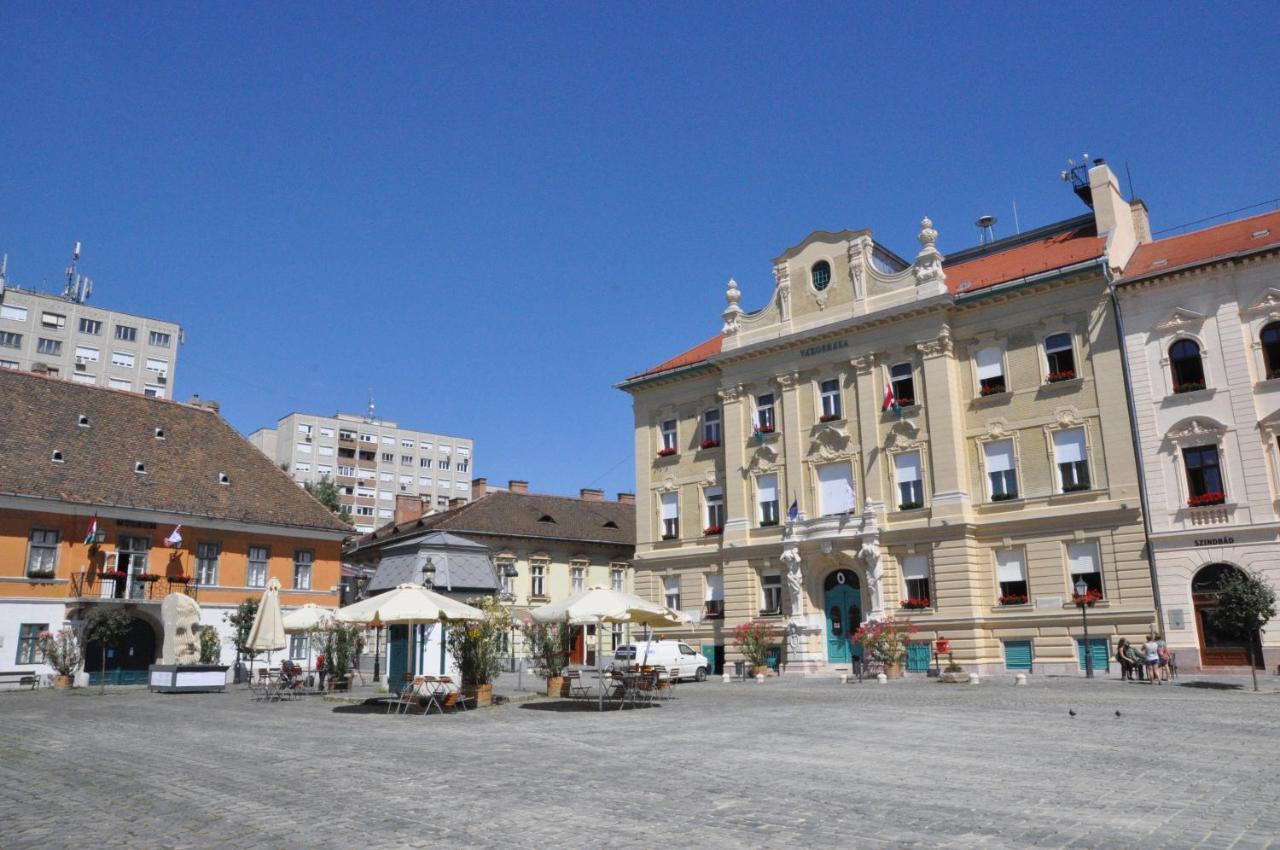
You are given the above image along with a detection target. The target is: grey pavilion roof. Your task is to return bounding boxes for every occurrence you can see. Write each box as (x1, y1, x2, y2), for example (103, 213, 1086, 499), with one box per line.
(367, 530, 499, 594)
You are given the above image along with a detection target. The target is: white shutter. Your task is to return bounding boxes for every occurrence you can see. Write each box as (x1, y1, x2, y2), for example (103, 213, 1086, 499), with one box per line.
(1053, 428, 1086, 464)
(984, 440, 1014, 473)
(705, 485, 723, 500)
(996, 550, 1025, 583)
(1067, 542, 1098, 574)
(705, 573, 724, 601)
(818, 463, 854, 515)
(976, 347, 1004, 380)
(894, 452, 921, 484)
(75, 345, 99, 361)
(903, 556, 929, 580)
(757, 474, 778, 503)
(660, 492, 679, 520)
(664, 576, 679, 595)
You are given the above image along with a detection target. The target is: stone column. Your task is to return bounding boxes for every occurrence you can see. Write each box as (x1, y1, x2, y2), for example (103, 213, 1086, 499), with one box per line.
(718, 384, 750, 540)
(917, 326, 970, 520)
(777, 371, 803, 520)
(850, 353, 884, 514)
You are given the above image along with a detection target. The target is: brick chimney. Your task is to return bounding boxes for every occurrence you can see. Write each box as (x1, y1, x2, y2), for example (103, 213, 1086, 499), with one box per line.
(616, 492, 635, 504)
(394, 494, 426, 524)
(508, 480, 529, 494)
(448, 497, 467, 509)
(579, 488, 604, 502)
(471, 477, 489, 501)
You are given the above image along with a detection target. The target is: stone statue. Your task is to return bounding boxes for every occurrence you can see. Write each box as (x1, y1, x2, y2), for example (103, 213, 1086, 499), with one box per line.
(780, 546, 804, 617)
(161, 592, 202, 665)
(860, 537, 884, 613)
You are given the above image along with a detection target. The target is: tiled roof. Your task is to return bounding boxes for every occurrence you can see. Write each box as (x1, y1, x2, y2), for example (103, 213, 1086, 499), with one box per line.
(350, 489, 635, 551)
(0, 369, 352, 533)
(626, 335, 722, 381)
(1120, 209, 1280, 282)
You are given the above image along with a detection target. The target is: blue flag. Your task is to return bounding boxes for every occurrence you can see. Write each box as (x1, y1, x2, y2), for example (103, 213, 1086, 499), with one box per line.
(787, 497, 799, 523)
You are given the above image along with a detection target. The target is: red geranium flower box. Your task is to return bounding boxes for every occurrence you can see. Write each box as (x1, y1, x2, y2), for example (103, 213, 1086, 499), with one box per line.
(699, 439, 721, 449)
(1187, 491, 1225, 507)
(703, 525, 724, 536)
(900, 597, 931, 610)
(1047, 369, 1077, 383)
(656, 447, 677, 458)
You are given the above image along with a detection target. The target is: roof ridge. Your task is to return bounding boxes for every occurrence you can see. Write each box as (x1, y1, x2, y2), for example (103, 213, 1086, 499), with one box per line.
(2, 367, 221, 414)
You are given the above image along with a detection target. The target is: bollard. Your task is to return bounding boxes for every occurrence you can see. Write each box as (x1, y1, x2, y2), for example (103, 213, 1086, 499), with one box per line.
(755, 673, 765, 684)
(722, 672, 732, 684)
(876, 673, 887, 684)
(839, 673, 848, 684)
(1014, 673, 1027, 686)
(969, 673, 980, 685)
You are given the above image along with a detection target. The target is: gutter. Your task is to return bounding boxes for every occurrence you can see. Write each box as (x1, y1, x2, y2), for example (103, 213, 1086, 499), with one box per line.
(954, 257, 1105, 304)
(1117, 238, 1280, 287)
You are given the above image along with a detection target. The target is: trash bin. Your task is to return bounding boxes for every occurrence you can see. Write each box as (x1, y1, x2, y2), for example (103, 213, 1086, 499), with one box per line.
(734, 660, 745, 678)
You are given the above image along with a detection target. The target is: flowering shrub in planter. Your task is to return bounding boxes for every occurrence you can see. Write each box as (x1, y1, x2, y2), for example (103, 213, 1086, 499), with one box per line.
(1188, 491, 1225, 507)
(998, 594, 1028, 606)
(851, 618, 918, 665)
(980, 383, 1006, 397)
(819, 413, 841, 423)
(1047, 369, 1077, 383)
(1174, 380, 1206, 394)
(732, 620, 777, 671)
(699, 439, 721, 449)
(656, 447, 677, 458)
(36, 628, 82, 677)
(703, 525, 724, 536)
(102, 570, 128, 580)
(1071, 589, 1103, 606)
(899, 597, 931, 610)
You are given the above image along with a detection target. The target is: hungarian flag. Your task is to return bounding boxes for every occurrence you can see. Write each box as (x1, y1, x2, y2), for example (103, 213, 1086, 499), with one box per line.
(882, 382, 901, 417)
(83, 515, 99, 545)
(165, 525, 183, 547)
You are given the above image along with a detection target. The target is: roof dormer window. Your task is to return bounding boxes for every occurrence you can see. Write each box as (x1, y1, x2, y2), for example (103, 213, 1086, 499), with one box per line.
(538, 514, 556, 524)
(218, 473, 231, 485)
(51, 450, 64, 464)
(135, 461, 146, 474)
(154, 427, 165, 439)
(78, 414, 89, 427)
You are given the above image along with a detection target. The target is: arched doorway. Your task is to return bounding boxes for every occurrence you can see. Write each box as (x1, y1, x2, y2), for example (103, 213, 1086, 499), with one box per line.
(824, 569, 862, 664)
(84, 614, 158, 685)
(1192, 563, 1263, 668)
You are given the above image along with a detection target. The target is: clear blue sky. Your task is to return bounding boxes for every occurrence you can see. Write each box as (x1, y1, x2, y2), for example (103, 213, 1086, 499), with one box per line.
(3, 4, 1278, 499)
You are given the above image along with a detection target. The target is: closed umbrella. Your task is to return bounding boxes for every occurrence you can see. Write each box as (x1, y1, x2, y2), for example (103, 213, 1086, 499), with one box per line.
(247, 577, 287, 672)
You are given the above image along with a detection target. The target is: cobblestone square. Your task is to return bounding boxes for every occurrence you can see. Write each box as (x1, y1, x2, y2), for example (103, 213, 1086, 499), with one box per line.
(2, 673, 1278, 849)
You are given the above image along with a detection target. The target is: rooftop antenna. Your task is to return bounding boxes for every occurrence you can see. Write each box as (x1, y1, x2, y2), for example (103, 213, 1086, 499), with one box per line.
(62, 241, 93, 304)
(975, 215, 998, 245)
(1060, 153, 1097, 208)
(366, 388, 376, 423)
(0, 253, 8, 296)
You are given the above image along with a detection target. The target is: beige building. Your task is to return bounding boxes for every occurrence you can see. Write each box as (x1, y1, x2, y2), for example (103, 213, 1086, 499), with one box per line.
(618, 161, 1158, 676)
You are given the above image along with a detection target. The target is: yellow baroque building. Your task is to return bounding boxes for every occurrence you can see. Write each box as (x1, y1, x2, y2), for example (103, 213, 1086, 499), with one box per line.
(618, 162, 1158, 677)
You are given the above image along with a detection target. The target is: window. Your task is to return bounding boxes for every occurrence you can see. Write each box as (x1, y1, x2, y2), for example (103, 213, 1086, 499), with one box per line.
(571, 563, 586, 594)
(0, 359, 17, 369)
(902, 556, 931, 607)
(660, 492, 680, 539)
(975, 347, 1005, 395)
(339, 429, 356, 441)
(1263, 323, 1280, 379)
(378, 471, 393, 482)
(1183, 444, 1224, 505)
(295, 442, 312, 454)
(818, 462, 855, 515)
(890, 362, 915, 406)
(337, 465, 355, 477)
(611, 623, 623, 651)
(377, 490, 393, 501)
(1170, 339, 1205, 393)
(1053, 428, 1090, 492)
(894, 452, 924, 509)
(419, 441, 433, 451)
(400, 455, 412, 466)
(115, 324, 137, 342)
(380, 452, 394, 463)
(73, 372, 96, 384)
(1045, 333, 1076, 381)
(531, 561, 547, 597)
(984, 440, 1018, 500)
(16, 623, 48, 664)
(702, 409, 721, 447)
(355, 506, 375, 517)
(757, 473, 779, 526)
(1, 304, 28, 322)
(289, 634, 308, 659)
(1067, 541, 1103, 597)
(457, 460, 469, 473)
(761, 572, 782, 614)
(419, 476, 433, 487)
(820, 378, 842, 420)
(381, 435, 395, 445)
(704, 486, 725, 532)
(660, 419, 678, 453)
(319, 427, 334, 438)
(74, 345, 100, 362)
(111, 351, 135, 368)
(316, 465, 332, 476)
(756, 393, 776, 431)
(41, 311, 66, 329)
(78, 317, 101, 334)
(420, 457, 432, 468)
(317, 446, 334, 457)
(497, 558, 516, 597)
(36, 337, 62, 356)
(400, 438, 413, 448)
(996, 549, 1028, 603)
(705, 573, 725, 618)
(196, 542, 220, 586)
(378, 508, 393, 519)
(439, 459, 451, 471)
(664, 576, 681, 610)
(811, 260, 831, 291)
(292, 550, 313, 589)
(142, 383, 164, 398)
(359, 433, 375, 443)
(25, 528, 59, 578)
(145, 357, 168, 373)
(454, 480, 467, 491)
(356, 486, 375, 498)
(149, 331, 171, 347)
(109, 377, 131, 391)
(611, 565, 625, 592)
(0, 330, 21, 348)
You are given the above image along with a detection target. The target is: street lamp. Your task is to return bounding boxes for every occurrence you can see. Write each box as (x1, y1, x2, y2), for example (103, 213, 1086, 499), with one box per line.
(370, 611, 383, 684)
(422, 557, 436, 590)
(1074, 578, 1095, 679)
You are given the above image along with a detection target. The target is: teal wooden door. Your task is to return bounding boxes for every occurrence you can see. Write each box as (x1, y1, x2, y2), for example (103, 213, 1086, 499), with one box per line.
(906, 642, 931, 672)
(388, 625, 409, 693)
(1076, 638, 1110, 672)
(701, 644, 724, 675)
(1004, 640, 1033, 670)
(824, 570, 862, 663)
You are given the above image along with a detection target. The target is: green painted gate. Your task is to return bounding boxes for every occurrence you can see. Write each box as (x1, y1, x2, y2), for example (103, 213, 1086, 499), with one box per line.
(1076, 638, 1110, 672)
(906, 642, 931, 672)
(1003, 640, 1033, 671)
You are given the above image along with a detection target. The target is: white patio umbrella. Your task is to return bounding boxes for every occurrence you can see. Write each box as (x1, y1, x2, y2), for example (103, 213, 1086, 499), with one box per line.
(282, 604, 336, 672)
(530, 587, 680, 709)
(247, 576, 287, 671)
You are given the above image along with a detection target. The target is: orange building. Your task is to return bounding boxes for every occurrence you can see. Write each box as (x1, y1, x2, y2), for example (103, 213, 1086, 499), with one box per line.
(0, 369, 351, 684)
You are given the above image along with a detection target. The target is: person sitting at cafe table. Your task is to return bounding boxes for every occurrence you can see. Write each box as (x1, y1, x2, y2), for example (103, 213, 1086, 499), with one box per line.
(1123, 641, 1145, 680)
(1115, 638, 1138, 681)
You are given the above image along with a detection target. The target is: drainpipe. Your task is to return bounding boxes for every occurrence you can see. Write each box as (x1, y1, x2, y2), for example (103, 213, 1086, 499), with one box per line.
(1105, 267, 1165, 633)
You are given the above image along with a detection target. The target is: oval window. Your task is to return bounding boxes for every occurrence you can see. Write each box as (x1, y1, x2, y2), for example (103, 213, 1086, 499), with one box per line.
(812, 261, 831, 292)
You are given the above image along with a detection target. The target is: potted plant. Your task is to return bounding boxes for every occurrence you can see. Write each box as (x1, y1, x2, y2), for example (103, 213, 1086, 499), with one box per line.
(899, 597, 931, 611)
(703, 525, 724, 536)
(522, 619, 571, 696)
(1047, 369, 1077, 383)
(1188, 491, 1225, 507)
(313, 620, 363, 692)
(732, 619, 777, 678)
(699, 438, 721, 450)
(997, 593, 1029, 606)
(198, 625, 222, 664)
(445, 595, 507, 707)
(851, 618, 918, 678)
(36, 627, 82, 689)
(656, 447, 677, 458)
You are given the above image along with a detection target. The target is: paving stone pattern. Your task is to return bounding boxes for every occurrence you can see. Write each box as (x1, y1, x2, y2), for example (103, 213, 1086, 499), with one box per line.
(1, 673, 1278, 849)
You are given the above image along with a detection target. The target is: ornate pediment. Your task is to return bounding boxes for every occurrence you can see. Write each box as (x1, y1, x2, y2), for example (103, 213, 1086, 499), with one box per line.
(1155, 307, 1207, 333)
(1052, 405, 1084, 428)
(1166, 416, 1228, 445)
(985, 418, 1011, 439)
(746, 442, 781, 472)
(1244, 287, 1280, 319)
(658, 476, 679, 493)
(884, 418, 922, 450)
(807, 425, 852, 460)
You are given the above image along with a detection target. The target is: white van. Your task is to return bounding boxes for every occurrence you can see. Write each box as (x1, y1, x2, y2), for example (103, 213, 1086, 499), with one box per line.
(613, 641, 709, 681)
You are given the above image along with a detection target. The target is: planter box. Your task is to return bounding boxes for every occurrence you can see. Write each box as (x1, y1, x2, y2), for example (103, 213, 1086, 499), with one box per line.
(148, 664, 230, 693)
(940, 670, 969, 684)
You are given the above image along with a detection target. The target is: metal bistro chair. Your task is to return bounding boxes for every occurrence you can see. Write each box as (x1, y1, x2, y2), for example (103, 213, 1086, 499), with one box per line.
(386, 674, 421, 715)
(437, 676, 469, 712)
(419, 676, 447, 715)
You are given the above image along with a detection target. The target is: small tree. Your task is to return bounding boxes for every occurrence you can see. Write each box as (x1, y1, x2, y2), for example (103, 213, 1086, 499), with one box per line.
(445, 596, 508, 687)
(36, 627, 83, 679)
(225, 599, 260, 678)
(198, 626, 222, 664)
(521, 619, 572, 678)
(851, 617, 918, 667)
(82, 608, 136, 693)
(305, 475, 353, 525)
(732, 619, 778, 671)
(311, 619, 363, 687)
(1213, 569, 1276, 692)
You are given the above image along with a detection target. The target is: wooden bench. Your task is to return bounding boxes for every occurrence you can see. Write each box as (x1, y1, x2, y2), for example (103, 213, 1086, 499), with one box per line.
(0, 670, 39, 690)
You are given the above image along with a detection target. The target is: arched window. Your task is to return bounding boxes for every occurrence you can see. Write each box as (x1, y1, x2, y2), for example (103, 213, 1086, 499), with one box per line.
(1170, 339, 1206, 393)
(811, 261, 831, 292)
(1261, 323, 1280, 379)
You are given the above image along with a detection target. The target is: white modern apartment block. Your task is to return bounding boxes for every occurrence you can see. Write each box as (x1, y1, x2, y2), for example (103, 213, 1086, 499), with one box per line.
(0, 286, 182, 397)
(249, 412, 475, 534)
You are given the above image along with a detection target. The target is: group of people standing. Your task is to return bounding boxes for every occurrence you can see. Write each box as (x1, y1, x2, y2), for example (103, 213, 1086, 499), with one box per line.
(1115, 635, 1173, 683)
